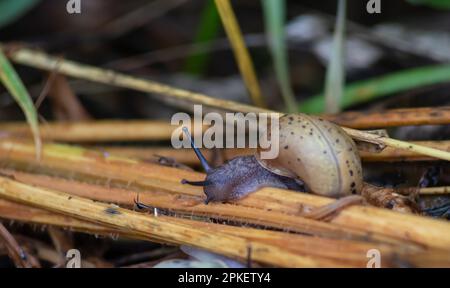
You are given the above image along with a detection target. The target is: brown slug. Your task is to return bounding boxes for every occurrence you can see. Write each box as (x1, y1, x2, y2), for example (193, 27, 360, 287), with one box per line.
(181, 113, 363, 204)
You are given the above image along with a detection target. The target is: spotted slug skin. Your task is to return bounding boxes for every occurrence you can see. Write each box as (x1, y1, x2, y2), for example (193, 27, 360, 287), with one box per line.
(256, 114, 363, 198)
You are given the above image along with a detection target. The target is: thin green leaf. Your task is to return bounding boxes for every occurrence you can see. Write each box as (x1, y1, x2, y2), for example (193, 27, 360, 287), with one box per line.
(261, 0, 297, 112)
(0, 0, 40, 28)
(184, 0, 221, 75)
(0, 47, 41, 159)
(324, 0, 346, 114)
(407, 0, 450, 9)
(299, 64, 450, 113)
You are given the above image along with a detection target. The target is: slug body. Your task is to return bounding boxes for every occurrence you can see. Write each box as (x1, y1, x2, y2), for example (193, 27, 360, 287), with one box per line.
(202, 156, 304, 204)
(256, 114, 363, 198)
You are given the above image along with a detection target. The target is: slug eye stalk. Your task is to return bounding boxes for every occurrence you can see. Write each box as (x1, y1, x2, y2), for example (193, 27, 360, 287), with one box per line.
(180, 127, 212, 189)
(182, 127, 211, 172)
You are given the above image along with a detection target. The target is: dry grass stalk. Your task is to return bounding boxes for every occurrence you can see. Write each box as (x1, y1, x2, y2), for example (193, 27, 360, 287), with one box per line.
(2, 119, 450, 162)
(323, 106, 450, 129)
(4, 46, 450, 161)
(0, 222, 39, 267)
(0, 168, 393, 242)
(95, 141, 450, 163)
(0, 120, 176, 142)
(359, 140, 450, 161)
(397, 186, 450, 195)
(1, 188, 447, 267)
(1, 138, 450, 251)
(214, 0, 266, 108)
(0, 175, 370, 267)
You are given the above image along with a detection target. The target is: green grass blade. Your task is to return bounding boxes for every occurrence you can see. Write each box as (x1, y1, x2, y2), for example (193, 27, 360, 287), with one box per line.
(184, 0, 221, 75)
(299, 64, 450, 113)
(324, 0, 346, 113)
(261, 0, 297, 112)
(0, 0, 40, 28)
(0, 47, 41, 158)
(407, 0, 450, 9)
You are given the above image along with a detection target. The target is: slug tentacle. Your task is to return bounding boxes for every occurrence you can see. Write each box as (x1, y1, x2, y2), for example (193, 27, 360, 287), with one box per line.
(182, 127, 211, 172)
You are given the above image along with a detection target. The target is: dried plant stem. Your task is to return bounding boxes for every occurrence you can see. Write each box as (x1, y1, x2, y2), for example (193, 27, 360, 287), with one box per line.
(2, 119, 450, 162)
(323, 106, 450, 129)
(4, 46, 450, 161)
(1, 138, 450, 250)
(397, 186, 450, 195)
(0, 120, 176, 142)
(214, 0, 266, 108)
(94, 141, 450, 163)
(95, 146, 252, 164)
(2, 109, 449, 142)
(0, 168, 388, 242)
(0, 199, 125, 235)
(5, 46, 266, 114)
(0, 199, 425, 267)
(0, 175, 358, 267)
(359, 140, 450, 162)
(0, 222, 38, 267)
(342, 127, 450, 161)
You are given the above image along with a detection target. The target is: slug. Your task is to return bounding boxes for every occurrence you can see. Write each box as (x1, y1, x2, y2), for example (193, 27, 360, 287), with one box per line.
(181, 113, 363, 205)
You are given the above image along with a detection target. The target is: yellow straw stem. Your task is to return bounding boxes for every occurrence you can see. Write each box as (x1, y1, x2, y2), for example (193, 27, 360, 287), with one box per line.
(214, 0, 266, 108)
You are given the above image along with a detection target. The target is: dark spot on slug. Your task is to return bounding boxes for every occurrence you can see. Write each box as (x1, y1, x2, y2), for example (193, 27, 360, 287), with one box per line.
(289, 116, 294, 121)
(105, 207, 121, 215)
(318, 118, 324, 121)
(351, 182, 356, 188)
(349, 170, 354, 176)
(336, 139, 340, 143)
(323, 150, 327, 154)
(68, 196, 72, 200)
(297, 158, 301, 162)
(351, 189, 357, 194)
(309, 132, 313, 135)
(291, 132, 294, 135)
(302, 125, 306, 128)
(408, 145, 413, 149)
(284, 145, 289, 149)
(348, 147, 353, 152)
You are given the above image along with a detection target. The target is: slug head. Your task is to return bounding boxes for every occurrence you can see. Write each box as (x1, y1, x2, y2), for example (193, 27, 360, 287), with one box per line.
(180, 127, 232, 204)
